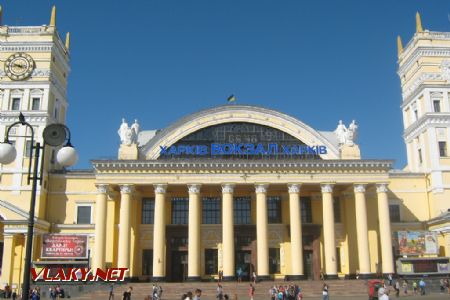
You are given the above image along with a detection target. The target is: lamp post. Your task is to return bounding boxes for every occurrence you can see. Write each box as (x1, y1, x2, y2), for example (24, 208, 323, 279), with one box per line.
(0, 113, 78, 299)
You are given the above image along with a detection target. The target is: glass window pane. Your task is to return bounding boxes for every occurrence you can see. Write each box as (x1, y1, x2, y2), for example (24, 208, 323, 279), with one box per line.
(439, 141, 447, 157)
(300, 197, 312, 223)
(389, 205, 400, 222)
(202, 197, 221, 224)
(234, 197, 251, 225)
(172, 197, 188, 224)
(434, 100, 441, 112)
(25, 140, 32, 158)
(142, 198, 155, 224)
(11, 98, 20, 111)
(268, 196, 281, 224)
(32, 97, 40, 110)
(333, 197, 341, 223)
(269, 248, 280, 274)
(77, 206, 91, 224)
(205, 249, 218, 275)
(142, 249, 153, 276)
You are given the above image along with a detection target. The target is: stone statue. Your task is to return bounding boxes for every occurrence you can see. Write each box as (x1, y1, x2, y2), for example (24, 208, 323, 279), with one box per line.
(334, 120, 358, 146)
(118, 118, 139, 146)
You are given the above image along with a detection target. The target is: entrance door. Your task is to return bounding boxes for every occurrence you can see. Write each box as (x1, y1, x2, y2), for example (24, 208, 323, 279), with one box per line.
(170, 251, 188, 282)
(235, 250, 251, 281)
(304, 250, 313, 280)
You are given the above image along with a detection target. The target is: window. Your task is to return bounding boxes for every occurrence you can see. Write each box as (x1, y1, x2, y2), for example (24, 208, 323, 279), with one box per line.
(433, 100, 441, 112)
(205, 249, 218, 275)
(268, 196, 282, 224)
(142, 198, 155, 224)
(300, 197, 312, 223)
(202, 197, 221, 224)
(389, 204, 401, 222)
(418, 149, 423, 164)
(54, 99, 59, 119)
(269, 248, 280, 274)
(142, 249, 153, 276)
(234, 197, 251, 225)
(171, 197, 188, 225)
(333, 197, 341, 223)
(11, 98, 20, 111)
(25, 140, 32, 158)
(439, 141, 447, 157)
(414, 109, 419, 121)
(77, 206, 91, 224)
(336, 247, 342, 273)
(31, 97, 40, 110)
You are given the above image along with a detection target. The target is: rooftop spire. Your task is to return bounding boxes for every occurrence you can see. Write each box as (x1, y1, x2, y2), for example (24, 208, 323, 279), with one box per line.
(397, 35, 403, 57)
(416, 12, 423, 33)
(49, 5, 56, 27)
(65, 32, 70, 50)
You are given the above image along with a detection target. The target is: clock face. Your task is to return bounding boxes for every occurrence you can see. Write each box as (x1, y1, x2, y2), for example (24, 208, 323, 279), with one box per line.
(4, 53, 35, 80)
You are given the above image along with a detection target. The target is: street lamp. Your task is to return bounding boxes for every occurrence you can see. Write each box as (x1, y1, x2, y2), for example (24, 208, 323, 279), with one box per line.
(0, 112, 78, 299)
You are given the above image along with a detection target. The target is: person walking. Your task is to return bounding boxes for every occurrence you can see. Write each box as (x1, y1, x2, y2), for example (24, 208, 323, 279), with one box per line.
(402, 280, 408, 295)
(322, 283, 329, 300)
(419, 279, 426, 295)
(248, 284, 255, 300)
(237, 268, 243, 283)
(394, 280, 400, 297)
(193, 289, 202, 300)
(109, 284, 114, 300)
(252, 272, 257, 285)
(122, 286, 132, 300)
(216, 284, 224, 300)
(412, 281, 417, 295)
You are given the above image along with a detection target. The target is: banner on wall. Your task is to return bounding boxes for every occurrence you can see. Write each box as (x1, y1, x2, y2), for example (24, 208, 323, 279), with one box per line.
(41, 234, 88, 259)
(397, 231, 438, 255)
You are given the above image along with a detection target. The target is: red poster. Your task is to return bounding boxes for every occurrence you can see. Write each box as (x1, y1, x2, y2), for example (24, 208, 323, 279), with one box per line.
(42, 234, 88, 259)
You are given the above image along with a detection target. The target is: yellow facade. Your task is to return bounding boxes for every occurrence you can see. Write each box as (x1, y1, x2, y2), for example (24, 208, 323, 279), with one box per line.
(2, 10, 450, 286)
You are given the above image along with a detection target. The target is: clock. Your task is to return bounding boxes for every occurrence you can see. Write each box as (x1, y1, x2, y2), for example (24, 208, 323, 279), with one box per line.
(4, 53, 35, 80)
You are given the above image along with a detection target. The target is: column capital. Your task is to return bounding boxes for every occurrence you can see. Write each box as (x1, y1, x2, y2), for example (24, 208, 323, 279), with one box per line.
(354, 184, 367, 193)
(96, 184, 109, 194)
(376, 183, 389, 193)
(321, 183, 334, 193)
(255, 184, 268, 194)
(154, 184, 168, 194)
(119, 184, 134, 194)
(188, 184, 201, 194)
(221, 183, 235, 194)
(287, 184, 301, 194)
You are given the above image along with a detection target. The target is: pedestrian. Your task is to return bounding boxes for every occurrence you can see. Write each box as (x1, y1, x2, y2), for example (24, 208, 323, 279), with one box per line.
(218, 270, 223, 283)
(419, 279, 426, 295)
(193, 289, 202, 300)
(378, 287, 389, 300)
(248, 284, 255, 300)
(122, 286, 132, 300)
(252, 271, 257, 285)
(446, 278, 450, 294)
(237, 268, 243, 283)
(441, 278, 446, 293)
(394, 280, 400, 297)
(12, 289, 17, 300)
(109, 284, 114, 300)
(322, 283, 329, 300)
(216, 284, 224, 300)
(49, 287, 57, 300)
(412, 281, 417, 295)
(388, 273, 393, 286)
(402, 280, 408, 295)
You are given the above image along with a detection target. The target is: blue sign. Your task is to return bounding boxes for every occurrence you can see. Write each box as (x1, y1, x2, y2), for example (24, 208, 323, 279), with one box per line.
(160, 143, 327, 156)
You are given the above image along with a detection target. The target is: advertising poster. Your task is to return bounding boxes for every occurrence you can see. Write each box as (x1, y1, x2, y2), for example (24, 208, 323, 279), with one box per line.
(42, 234, 88, 259)
(397, 231, 438, 255)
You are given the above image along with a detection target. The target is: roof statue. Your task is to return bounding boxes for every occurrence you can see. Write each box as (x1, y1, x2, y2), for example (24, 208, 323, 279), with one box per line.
(334, 120, 358, 146)
(118, 118, 139, 146)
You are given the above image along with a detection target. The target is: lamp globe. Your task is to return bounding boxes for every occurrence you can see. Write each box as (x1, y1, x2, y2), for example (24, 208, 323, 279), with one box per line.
(56, 146, 78, 167)
(0, 143, 17, 164)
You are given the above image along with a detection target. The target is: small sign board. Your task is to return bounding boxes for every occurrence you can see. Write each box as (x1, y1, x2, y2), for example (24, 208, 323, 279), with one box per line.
(41, 234, 88, 259)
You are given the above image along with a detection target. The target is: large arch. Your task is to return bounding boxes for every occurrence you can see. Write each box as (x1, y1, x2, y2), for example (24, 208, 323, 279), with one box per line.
(141, 105, 340, 159)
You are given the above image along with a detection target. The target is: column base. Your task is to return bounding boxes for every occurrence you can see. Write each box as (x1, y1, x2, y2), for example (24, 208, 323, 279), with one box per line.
(324, 274, 339, 280)
(285, 275, 306, 281)
(359, 273, 376, 279)
(186, 276, 202, 282)
(222, 276, 236, 281)
(257, 275, 271, 281)
(151, 276, 166, 282)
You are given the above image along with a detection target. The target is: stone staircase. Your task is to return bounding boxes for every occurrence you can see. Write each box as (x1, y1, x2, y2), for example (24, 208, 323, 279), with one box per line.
(67, 280, 369, 299)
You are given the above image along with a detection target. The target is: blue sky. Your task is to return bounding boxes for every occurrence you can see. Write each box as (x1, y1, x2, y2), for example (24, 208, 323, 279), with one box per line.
(2, 1, 450, 169)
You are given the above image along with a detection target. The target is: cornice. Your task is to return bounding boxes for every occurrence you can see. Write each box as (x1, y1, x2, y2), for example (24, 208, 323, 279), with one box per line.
(92, 159, 393, 174)
(398, 47, 450, 77)
(403, 113, 450, 142)
(399, 31, 450, 65)
(401, 73, 444, 100)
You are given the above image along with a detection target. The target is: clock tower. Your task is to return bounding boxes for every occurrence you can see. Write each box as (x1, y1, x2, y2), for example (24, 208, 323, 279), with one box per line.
(0, 6, 70, 213)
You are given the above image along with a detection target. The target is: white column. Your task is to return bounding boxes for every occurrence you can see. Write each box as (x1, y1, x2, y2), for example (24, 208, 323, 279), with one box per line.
(321, 183, 337, 278)
(255, 184, 269, 278)
(354, 184, 371, 276)
(117, 184, 134, 274)
(152, 184, 167, 280)
(376, 183, 395, 274)
(93, 184, 108, 270)
(288, 184, 304, 279)
(188, 184, 202, 280)
(222, 184, 235, 279)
